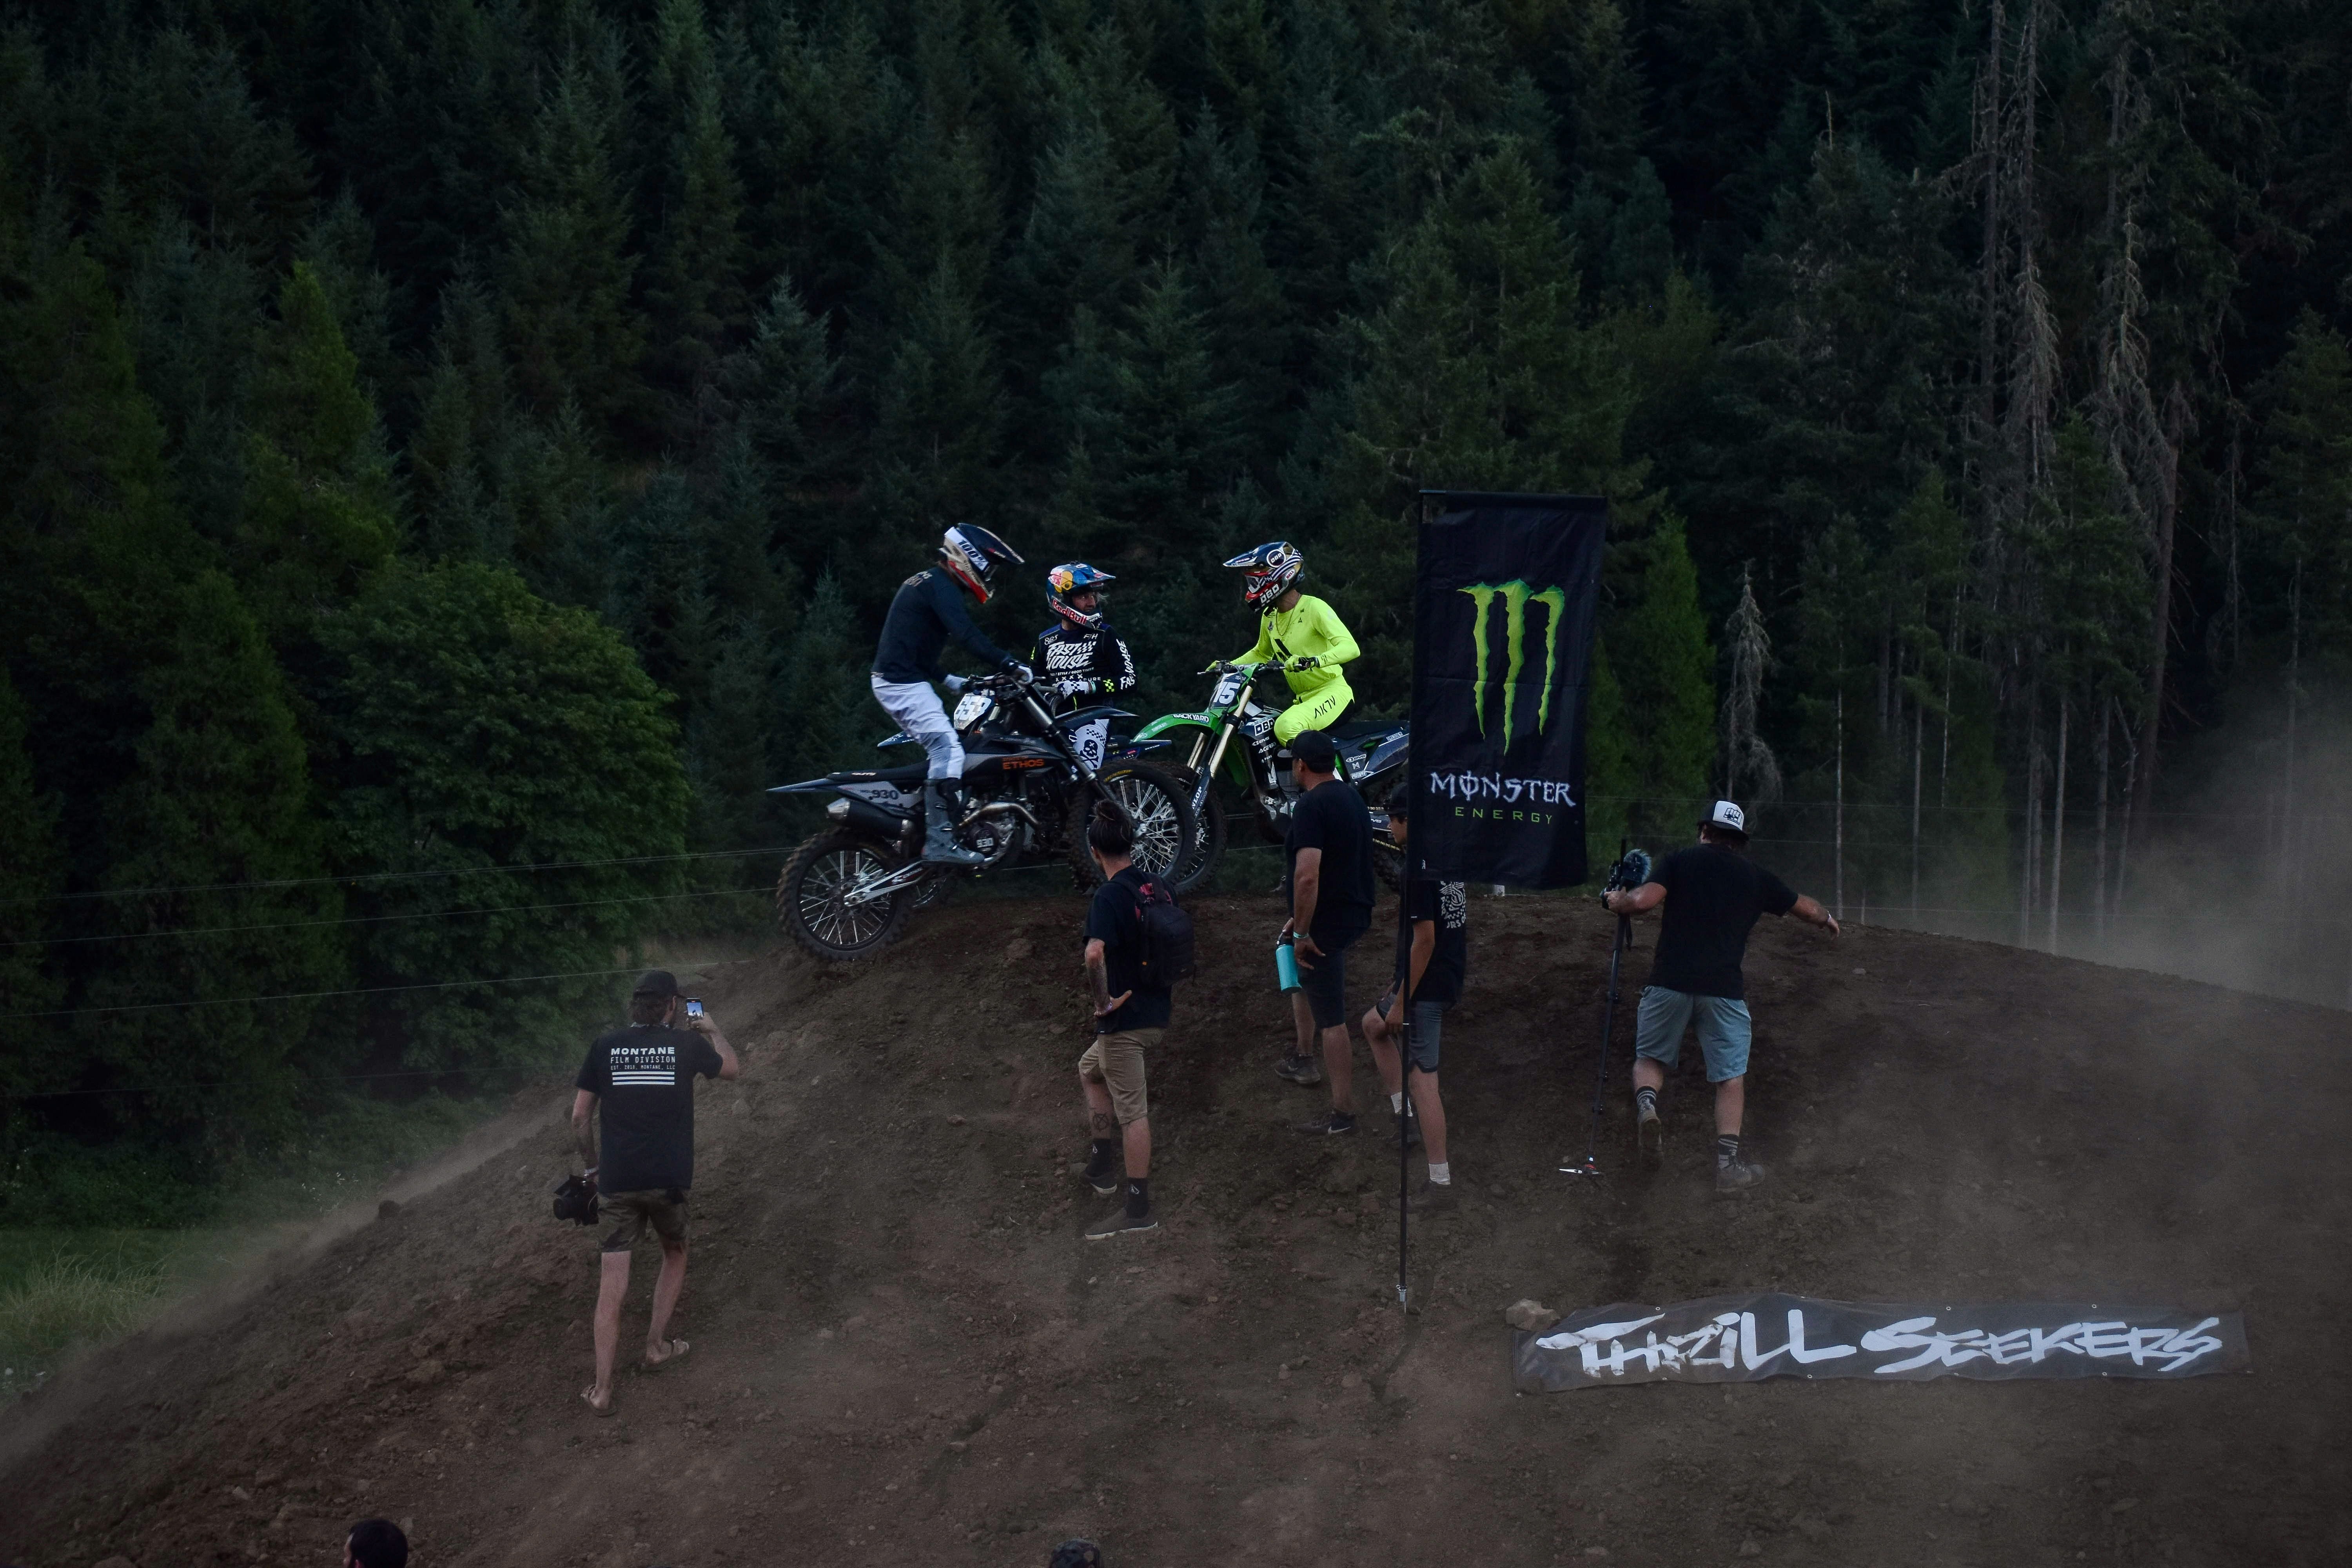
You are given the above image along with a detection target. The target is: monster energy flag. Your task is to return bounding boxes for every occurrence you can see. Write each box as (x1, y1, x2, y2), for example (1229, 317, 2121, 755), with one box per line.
(1408, 492, 1607, 888)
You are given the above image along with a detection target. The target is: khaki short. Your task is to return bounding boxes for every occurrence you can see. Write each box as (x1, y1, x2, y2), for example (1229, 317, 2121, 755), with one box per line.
(1078, 1029, 1161, 1126)
(599, 1188, 689, 1254)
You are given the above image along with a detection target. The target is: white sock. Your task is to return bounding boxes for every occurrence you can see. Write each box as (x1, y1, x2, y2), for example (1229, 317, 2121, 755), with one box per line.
(1390, 1091, 1404, 1114)
(1427, 1161, 1451, 1185)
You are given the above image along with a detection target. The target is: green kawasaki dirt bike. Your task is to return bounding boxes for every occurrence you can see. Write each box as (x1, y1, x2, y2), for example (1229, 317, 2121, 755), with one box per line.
(1134, 659, 1410, 894)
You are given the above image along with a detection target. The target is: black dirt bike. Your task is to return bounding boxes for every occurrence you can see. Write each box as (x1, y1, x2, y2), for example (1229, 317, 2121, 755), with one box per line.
(768, 671, 1194, 960)
(1135, 659, 1411, 893)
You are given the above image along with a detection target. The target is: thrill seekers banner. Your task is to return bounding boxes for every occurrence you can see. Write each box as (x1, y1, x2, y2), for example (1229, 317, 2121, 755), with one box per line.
(1408, 492, 1607, 889)
(1512, 1293, 2250, 1391)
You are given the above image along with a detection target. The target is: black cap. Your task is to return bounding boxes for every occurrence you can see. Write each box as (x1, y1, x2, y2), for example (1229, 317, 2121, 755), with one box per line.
(632, 969, 679, 999)
(1386, 780, 1411, 814)
(1289, 729, 1338, 771)
(1049, 1544, 1103, 1568)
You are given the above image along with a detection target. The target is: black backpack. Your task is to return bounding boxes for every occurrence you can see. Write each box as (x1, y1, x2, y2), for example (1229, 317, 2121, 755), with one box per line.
(1130, 877, 1196, 988)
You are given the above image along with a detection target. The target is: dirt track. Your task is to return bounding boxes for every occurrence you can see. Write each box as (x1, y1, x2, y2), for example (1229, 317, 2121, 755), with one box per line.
(3, 890, 2347, 1567)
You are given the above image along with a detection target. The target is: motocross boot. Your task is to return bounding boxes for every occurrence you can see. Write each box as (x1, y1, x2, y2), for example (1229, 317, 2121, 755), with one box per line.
(920, 781, 987, 866)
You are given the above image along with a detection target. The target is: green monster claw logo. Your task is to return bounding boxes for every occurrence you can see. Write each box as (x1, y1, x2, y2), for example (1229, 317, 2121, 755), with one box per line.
(1460, 581, 1568, 748)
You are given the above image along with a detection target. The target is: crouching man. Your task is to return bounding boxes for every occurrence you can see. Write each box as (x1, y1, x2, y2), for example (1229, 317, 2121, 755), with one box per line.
(572, 969, 739, 1414)
(1603, 800, 1837, 1192)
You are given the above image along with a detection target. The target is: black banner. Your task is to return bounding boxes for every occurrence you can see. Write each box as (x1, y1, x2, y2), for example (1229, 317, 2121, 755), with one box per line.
(1408, 492, 1606, 888)
(1512, 1292, 2250, 1391)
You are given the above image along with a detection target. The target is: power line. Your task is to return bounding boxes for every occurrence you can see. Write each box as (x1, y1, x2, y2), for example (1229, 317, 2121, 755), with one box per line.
(0, 960, 734, 1024)
(0, 844, 798, 912)
(0, 883, 774, 952)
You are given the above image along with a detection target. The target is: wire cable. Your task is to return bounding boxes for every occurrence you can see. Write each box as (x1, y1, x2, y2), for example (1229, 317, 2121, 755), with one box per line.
(0, 959, 736, 1023)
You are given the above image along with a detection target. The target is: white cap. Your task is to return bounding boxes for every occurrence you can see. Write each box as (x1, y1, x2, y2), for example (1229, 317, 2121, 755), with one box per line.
(1703, 799, 1747, 836)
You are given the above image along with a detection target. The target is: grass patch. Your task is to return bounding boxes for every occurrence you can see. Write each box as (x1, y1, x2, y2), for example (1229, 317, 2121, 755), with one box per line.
(0, 1233, 175, 1402)
(0, 1085, 534, 1403)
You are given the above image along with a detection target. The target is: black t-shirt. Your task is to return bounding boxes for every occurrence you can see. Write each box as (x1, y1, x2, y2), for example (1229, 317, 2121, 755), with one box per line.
(576, 1024, 724, 1193)
(1084, 865, 1174, 1034)
(1646, 844, 1798, 1000)
(1392, 877, 1468, 1007)
(1285, 778, 1374, 949)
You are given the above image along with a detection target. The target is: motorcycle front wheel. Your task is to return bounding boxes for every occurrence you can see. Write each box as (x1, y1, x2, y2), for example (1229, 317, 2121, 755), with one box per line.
(1068, 764, 1196, 888)
(777, 829, 918, 960)
(1167, 767, 1228, 895)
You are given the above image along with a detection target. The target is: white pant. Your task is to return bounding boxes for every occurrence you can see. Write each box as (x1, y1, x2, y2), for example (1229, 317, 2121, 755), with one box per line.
(870, 675, 964, 781)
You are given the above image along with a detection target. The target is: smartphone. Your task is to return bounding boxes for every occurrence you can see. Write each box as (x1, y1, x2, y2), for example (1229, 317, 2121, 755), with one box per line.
(684, 998, 704, 1020)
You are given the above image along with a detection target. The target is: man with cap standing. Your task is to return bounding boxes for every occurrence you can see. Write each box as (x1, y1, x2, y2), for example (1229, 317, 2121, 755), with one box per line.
(572, 970, 740, 1414)
(1602, 800, 1838, 1192)
(1277, 728, 1376, 1132)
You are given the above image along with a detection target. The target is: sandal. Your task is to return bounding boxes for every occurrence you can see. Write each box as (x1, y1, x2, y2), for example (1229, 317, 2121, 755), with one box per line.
(582, 1384, 616, 1417)
(641, 1338, 690, 1372)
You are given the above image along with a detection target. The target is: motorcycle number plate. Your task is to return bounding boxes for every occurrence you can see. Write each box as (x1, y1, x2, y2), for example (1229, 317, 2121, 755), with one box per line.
(1210, 672, 1244, 708)
(952, 691, 991, 730)
(1072, 718, 1109, 773)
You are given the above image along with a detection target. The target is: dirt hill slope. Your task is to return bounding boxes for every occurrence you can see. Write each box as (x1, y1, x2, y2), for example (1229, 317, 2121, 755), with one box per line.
(3, 890, 2347, 1567)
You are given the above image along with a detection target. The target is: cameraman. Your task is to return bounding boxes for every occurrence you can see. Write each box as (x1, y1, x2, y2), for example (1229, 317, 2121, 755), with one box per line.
(1074, 803, 1171, 1241)
(1603, 801, 1837, 1192)
(571, 970, 739, 1414)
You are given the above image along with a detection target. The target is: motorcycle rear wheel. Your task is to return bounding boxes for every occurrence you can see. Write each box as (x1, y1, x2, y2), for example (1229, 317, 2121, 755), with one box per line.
(1067, 764, 1196, 888)
(778, 829, 918, 960)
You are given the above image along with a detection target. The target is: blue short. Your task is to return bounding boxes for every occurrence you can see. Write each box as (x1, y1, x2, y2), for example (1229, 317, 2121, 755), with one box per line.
(1633, 986, 1752, 1082)
(1377, 992, 1447, 1073)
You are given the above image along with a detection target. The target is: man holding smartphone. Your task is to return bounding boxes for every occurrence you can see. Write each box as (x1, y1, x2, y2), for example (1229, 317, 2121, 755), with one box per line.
(572, 969, 739, 1415)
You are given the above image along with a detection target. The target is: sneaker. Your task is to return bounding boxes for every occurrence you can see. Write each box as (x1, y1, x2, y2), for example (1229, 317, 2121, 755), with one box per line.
(1085, 1206, 1159, 1240)
(1275, 1052, 1324, 1087)
(1081, 1144, 1121, 1195)
(1636, 1102, 1662, 1165)
(1294, 1111, 1357, 1136)
(1408, 1178, 1459, 1214)
(1715, 1154, 1768, 1194)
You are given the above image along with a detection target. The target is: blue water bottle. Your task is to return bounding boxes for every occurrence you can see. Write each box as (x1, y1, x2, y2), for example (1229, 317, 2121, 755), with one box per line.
(1274, 931, 1302, 993)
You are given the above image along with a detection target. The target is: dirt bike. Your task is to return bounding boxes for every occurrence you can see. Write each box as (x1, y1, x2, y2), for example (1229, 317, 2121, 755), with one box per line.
(1133, 659, 1410, 894)
(768, 671, 1194, 960)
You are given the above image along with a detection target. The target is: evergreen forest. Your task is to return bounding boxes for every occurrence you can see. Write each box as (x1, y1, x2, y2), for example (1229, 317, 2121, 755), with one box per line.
(4, 0, 2351, 1219)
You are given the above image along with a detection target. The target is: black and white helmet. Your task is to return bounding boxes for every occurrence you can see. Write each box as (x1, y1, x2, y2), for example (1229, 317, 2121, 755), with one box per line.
(939, 524, 1024, 603)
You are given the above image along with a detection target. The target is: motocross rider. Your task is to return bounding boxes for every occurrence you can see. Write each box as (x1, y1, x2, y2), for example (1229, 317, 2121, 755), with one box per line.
(1222, 541, 1360, 780)
(1031, 563, 1137, 715)
(871, 524, 1029, 865)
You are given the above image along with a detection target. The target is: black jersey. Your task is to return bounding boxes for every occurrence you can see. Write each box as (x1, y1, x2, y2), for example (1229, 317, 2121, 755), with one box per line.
(1031, 622, 1137, 711)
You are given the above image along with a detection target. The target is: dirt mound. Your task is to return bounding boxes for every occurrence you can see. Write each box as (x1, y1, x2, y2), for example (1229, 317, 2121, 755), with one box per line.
(3, 891, 2347, 1567)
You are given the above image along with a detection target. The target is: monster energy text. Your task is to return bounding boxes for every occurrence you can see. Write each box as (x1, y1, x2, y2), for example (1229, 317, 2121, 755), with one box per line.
(1459, 579, 1568, 749)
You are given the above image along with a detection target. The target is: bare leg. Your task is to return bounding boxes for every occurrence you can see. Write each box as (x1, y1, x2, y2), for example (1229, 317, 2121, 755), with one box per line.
(1363, 1005, 1402, 1098)
(590, 1250, 630, 1406)
(1632, 1056, 1666, 1094)
(1408, 1071, 1448, 1166)
(644, 1239, 688, 1359)
(1122, 1116, 1151, 1179)
(1320, 1023, 1352, 1112)
(1082, 1074, 1116, 1139)
(1714, 1074, 1745, 1137)
(1289, 988, 1316, 1058)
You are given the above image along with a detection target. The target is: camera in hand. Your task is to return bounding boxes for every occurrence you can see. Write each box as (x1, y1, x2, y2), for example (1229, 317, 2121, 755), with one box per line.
(551, 1172, 599, 1225)
(1603, 846, 1653, 896)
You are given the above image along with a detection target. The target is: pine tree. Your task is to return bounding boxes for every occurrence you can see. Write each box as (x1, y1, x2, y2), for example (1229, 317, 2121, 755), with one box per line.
(298, 186, 399, 410)
(238, 261, 399, 656)
(1722, 563, 1780, 800)
(868, 257, 1004, 580)
(1601, 514, 1717, 838)
(718, 275, 840, 499)
(1322, 145, 1636, 699)
(501, 38, 646, 431)
(642, 0, 749, 433)
(80, 570, 348, 1127)
(0, 668, 64, 1101)
(118, 217, 265, 546)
